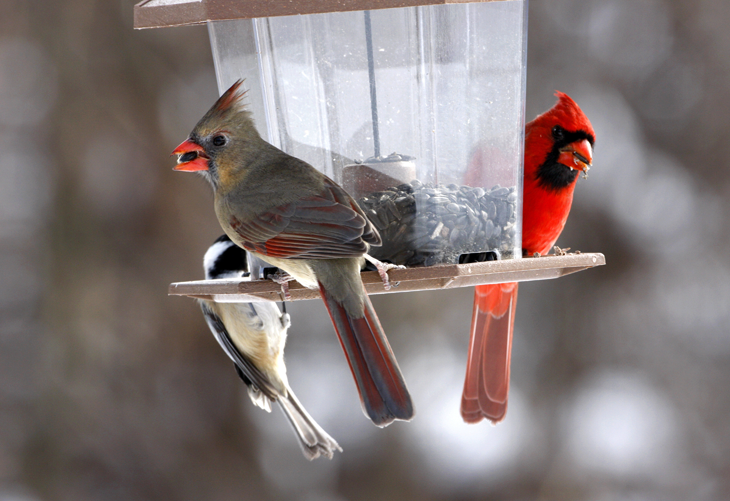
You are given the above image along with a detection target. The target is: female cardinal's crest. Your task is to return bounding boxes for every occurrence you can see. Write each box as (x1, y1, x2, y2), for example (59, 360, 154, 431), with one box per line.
(214, 80, 248, 114)
(194, 79, 256, 136)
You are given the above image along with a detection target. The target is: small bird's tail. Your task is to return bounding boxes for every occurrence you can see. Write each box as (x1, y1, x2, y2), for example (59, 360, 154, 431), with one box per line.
(318, 282, 414, 427)
(461, 282, 519, 424)
(277, 388, 342, 460)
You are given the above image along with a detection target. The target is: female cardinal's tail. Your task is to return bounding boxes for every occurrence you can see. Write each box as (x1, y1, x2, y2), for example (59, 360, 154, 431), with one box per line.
(318, 282, 414, 427)
(277, 387, 342, 460)
(461, 282, 519, 424)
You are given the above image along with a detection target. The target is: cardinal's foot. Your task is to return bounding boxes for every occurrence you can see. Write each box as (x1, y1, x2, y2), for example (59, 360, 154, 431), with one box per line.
(270, 270, 294, 301)
(363, 254, 405, 291)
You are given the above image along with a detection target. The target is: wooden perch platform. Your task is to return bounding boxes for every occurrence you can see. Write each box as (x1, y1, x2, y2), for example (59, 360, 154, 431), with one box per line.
(169, 252, 605, 303)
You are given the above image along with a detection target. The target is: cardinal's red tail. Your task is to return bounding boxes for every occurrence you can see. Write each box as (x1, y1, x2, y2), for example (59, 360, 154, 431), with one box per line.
(318, 282, 414, 427)
(461, 282, 519, 424)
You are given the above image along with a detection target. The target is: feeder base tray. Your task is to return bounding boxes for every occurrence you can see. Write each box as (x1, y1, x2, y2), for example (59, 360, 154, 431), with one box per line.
(169, 252, 605, 303)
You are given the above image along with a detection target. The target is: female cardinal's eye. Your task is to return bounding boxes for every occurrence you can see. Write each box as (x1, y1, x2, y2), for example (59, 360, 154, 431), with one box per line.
(552, 125, 564, 141)
(212, 135, 227, 147)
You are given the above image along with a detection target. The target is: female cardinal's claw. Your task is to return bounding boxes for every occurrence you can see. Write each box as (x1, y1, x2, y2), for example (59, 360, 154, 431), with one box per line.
(270, 270, 294, 301)
(280, 282, 291, 301)
(363, 254, 405, 291)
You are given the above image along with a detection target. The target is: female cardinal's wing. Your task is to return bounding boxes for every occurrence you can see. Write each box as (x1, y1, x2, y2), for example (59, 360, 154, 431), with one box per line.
(230, 178, 380, 260)
(461, 282, 518, 424)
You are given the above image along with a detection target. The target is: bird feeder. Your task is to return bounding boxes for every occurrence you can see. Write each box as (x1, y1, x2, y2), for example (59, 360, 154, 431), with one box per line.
(134, 0, 604, 301)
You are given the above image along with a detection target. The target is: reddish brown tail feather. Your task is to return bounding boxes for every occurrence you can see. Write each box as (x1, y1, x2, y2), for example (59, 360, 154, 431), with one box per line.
(461, 283, 518, 424)
(318, 282, 414, 427)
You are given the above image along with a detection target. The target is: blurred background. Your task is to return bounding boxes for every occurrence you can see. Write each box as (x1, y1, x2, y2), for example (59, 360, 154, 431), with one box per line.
(1, 0, 729, 499)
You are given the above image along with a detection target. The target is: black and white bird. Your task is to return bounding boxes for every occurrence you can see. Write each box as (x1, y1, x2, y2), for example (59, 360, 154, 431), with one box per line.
(200, 235, 341, 460)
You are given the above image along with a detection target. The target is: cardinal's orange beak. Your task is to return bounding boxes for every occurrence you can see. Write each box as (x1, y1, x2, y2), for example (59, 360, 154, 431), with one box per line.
(172, 139, 210, 172)
(558, 138, 593, 178)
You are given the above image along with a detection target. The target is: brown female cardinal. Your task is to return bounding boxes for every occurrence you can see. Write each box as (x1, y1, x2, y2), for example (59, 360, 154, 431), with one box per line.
(172, 81, 413, 427)
(461, 92, 595, 424)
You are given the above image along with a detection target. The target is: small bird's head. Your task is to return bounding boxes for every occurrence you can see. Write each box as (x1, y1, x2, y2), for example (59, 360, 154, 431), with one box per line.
(527, 91, 596, 191)
(203, 234, 249, 280)
(172, 80, 260, 189)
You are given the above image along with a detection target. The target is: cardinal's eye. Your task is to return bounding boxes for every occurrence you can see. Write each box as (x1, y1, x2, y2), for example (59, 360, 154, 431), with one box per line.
(212, 135, 227, 147)
(552, 125, 565, 141)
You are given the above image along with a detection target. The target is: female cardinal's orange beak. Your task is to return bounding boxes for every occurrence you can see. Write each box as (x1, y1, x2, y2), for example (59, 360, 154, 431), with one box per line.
(172, 139, 210, 172)
(557, 138, 593, 178)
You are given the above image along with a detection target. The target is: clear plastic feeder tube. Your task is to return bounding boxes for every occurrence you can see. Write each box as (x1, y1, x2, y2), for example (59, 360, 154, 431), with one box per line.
(208, 1, 527, 266)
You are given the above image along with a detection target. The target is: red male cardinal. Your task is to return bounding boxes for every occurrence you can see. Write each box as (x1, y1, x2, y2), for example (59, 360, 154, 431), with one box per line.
(172, 81, 413, 427)
(461, 92, 595, 424)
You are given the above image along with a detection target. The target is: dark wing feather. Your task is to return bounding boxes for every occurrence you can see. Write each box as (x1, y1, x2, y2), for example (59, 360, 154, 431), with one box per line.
(200, 302, 278, 400)
(230, 177, 380, 260)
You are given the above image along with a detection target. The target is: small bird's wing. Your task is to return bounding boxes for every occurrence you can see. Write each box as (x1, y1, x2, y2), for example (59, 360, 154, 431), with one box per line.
(230, 177, 381, 260)
(200, 301, 279, 401)
(461, 282, 518, 424)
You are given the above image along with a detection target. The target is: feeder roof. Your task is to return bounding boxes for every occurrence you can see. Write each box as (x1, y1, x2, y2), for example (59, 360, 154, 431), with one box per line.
(134, 0, 513, 29)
